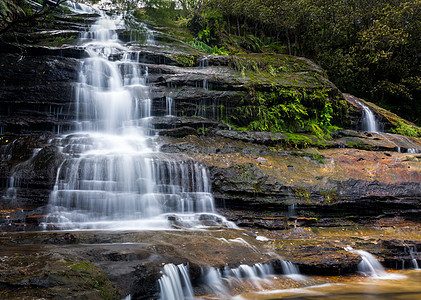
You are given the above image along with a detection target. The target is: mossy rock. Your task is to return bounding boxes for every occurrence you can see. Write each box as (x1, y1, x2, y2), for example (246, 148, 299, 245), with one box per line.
(171, 54, 200, 67)
(0, 253, 120, 299)
(367, 101, 421, 137)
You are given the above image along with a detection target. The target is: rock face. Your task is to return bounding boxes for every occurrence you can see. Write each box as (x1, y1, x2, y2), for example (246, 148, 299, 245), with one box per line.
(0, 230, 275, 299)
(158, 130, 421, 228)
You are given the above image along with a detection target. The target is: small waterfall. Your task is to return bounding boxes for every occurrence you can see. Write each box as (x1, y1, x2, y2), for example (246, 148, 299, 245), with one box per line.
(223, 263, 273, 288)
(3, 148, 41, 201)
(199, 56, 209, 68)
(280, 260, 304, 280)
(345, 247, 405, 279)
(412, 260, 419, 270)
(345, 247, 387, 277)
(201, 267, 230, 297)
(155, 260, 302, 299)
(400, 136, 421, 153)
(166, 96, 175, 116)
(200, 262, 274, 297)
(158, 264, 194, 300)
(353, 99, 381, 133)
(356, 251, 387, 277)
(405, 244, 420, 270)
(64, 0, 97, 14)
(378, 133, 421, 153)
(280, 261, 300, 275)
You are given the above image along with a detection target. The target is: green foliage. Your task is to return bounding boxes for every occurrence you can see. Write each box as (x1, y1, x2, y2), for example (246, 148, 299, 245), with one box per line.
(284, 133, 312, 148)
(229, 83, 340, 138)
(391, 120, 421, 138)
(320, 190, 339, 205)
(143, 0, 178, 24)
(195, 0, 421, 126)
(294, 187, 311, 203)
(1, 0, 67, 34)
(290, 151, 325, 164)
(188, 39, 228, 55)
(172, 54, 198, 67)
(0, 1, 23, 24)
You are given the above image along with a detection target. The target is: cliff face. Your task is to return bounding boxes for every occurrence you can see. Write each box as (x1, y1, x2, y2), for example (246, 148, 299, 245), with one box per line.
(0, 2, 420, 229)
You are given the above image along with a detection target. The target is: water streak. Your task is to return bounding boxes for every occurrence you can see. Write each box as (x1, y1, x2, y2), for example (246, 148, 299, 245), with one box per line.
(353, 98, 381, 133)
(345, 247, 405, 279)
(42, 8, 223, 230)
(158, 264, 194, 300)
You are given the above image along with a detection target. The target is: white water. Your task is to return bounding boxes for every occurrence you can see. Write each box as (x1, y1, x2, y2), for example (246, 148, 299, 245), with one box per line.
(158, 264, 194, 300)
(42, 7, 227, 230)
(345, 247, 405, 279)
(280, 260, 304, 280)
(407, 245, 420, 270)
(353, 99, 381, 133)
(160, 261, 301, 298)
(199, 263, 275, 298)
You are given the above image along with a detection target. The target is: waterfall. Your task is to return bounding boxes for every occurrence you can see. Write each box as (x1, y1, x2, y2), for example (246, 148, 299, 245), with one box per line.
(166, 96, 174, 116)
(405, 245, 420, 270)
(158, 264, 194, 300)
(158, 261, 300, 299)
(199, 56, 209, 68)
(356, 250, 387, 277)
(345, 247, 405, 279)
(353, 98, 381, 133)
(280, 260, 297, 274)
(199, 263, 274, 297)
(195, 261, 301, 298)
(42, 7, 225, 230)
(377, 133, 421, 153)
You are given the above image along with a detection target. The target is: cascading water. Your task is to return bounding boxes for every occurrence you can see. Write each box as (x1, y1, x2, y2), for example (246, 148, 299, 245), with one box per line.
(159, 261, 302, 299)
(345, 247, 405, 279)
(280, 260, 304, 280)
(158, 264, 194, 300)
(353, 98, 382, 133)
(42, 6, 225, 230)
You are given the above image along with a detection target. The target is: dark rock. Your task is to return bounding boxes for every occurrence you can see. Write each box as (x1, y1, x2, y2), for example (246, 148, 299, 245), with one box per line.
(156, 126, 198, 138)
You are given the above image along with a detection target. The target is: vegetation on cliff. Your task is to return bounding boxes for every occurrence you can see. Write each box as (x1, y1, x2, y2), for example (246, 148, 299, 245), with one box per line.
(0, 0, 67, 34)
(136, 0, 421, 127)
(2, 0, 420, 138)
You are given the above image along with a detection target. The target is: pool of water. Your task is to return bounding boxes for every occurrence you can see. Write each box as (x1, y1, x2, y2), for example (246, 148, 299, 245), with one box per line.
(237, 270, 421, 299)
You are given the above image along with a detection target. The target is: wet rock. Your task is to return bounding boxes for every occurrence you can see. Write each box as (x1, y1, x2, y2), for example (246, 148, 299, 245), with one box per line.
(150, 116, 227, 131)
(155, 126, 198, 138)
(0, 53, 79, 134)
(0, 230, 274, 299)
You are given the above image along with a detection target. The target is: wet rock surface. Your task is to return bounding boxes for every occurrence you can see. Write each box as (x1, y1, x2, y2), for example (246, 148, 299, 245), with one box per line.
(0, 230, 273, 299)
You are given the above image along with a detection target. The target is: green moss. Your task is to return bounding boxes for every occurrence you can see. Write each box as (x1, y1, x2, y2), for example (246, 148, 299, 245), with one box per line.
(360, 99, 421, 138)
(284, 133, 313, 148)
(172, 54, 198, 67)
(347, 141, 372, 151)
(320, 190, 339, 205)
(66, 260, 118, 299)
(391, 120, 421, 137)
(290, 151, 325, 164)
(225, 58, 348, 137)
(233, 164, 251, 179)
(293, 187, 312, 203)
(70, 261, 95, 272)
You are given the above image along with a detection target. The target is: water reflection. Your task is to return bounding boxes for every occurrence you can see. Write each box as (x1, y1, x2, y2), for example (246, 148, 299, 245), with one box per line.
(238, 270, 421, 299)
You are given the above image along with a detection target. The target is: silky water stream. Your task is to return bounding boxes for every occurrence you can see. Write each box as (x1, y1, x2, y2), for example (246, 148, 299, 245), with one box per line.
(41, 10, 227, 230)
